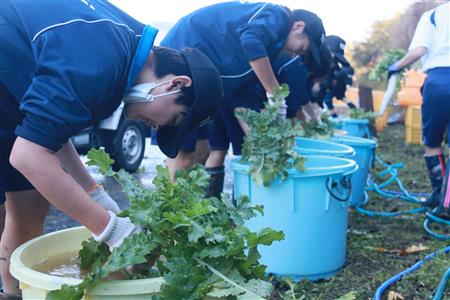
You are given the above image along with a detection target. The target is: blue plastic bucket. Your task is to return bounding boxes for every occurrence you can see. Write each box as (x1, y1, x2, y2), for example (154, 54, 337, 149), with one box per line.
(232, 155, 358, 280)
(294, 137, 355, 158)
(330, 135, 377, 206)
(331, 118, 370, 138)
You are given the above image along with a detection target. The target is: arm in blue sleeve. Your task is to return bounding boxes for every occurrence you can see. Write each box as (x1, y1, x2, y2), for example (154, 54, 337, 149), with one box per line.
(278, 59, 309, 117)
(237, 4, 290, 62)
(15, 24, 130, 151)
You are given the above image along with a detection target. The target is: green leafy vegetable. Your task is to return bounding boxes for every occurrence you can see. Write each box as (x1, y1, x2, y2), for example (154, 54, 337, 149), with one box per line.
(235, 84, 306, 187)
(369, 48, 408, 86)
(299, 113, 334, 139)
(47, 149, 284, 300)
(46, 278, 92, 300)
(78, 238, 110, 272)
(349, 108, 377, 123)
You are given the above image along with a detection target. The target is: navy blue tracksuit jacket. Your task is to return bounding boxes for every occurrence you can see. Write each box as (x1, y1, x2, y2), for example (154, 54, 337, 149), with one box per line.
(161, 2, 292, 99)
(0, 0, 154, 151)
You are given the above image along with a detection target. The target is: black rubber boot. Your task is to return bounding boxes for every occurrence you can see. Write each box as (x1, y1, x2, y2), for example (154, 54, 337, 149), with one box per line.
(423, 154, 446, 207)
(205, 166, 225, 199)
(440, 161, 450, 211)
(346, 102, 357, 110)
(0, 290, 22, 300)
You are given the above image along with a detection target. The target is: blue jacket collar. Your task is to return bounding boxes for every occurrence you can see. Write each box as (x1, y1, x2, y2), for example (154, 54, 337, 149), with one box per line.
(127, 25, 158, 89)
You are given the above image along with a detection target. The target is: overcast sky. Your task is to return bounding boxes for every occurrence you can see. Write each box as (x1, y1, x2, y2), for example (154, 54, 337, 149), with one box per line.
(109, 0, 416, 43)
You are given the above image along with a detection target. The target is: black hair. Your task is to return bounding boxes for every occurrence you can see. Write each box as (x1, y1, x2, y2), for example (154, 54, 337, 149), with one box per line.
(291, 9, 322, 28)
(305, 45, 332, 80)
(291, 9, 312, 21)
(291, 9, 326, 52)
(151, 46, 194, 108)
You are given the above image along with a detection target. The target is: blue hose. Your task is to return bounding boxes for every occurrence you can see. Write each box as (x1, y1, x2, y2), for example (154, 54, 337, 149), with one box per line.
(434, 265, 450, 300)
(370, 157, 450, 239)
(367, 160, 422, 204)
(380, 190, 430, 198)
(355, 191, 425, 216)
(424, 208, 450, 240)
(361, 156, 450, 239)
(374, 245, 450, 300)
(356, 156, 425, 217)
(362, 156, 450, 298)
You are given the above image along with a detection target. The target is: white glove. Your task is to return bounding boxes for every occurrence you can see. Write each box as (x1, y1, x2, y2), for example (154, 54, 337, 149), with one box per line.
(89, 185, 121, 214)
(267, 93, 287, 121)
(278, 100, 288, 121)
(92, 211, 141, 250)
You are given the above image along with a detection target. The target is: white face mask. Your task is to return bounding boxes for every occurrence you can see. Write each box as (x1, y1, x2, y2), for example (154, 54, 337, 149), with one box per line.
(123, 81, 182, 103)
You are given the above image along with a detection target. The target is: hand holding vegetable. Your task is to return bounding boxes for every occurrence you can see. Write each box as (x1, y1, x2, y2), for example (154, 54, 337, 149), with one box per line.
(387, 63, 401, 79)
(267, 92, 287, 121)
(92, 211, 141, 250)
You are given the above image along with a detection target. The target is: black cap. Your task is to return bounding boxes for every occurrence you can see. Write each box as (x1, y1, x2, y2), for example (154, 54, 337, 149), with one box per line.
(325, 35, 350, 66)
(292, 9, 326, 66)
(302, 43, 332, 79)
(157, 48, 223, 158)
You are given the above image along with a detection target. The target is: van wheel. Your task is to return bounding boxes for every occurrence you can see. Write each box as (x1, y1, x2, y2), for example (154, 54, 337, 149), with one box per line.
(106, 119, 146, 173)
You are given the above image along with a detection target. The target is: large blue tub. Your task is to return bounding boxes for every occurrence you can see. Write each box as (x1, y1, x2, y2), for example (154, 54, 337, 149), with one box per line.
(330, 135, 377, 206)
(294, 137, 355, 158)
(232, 155, 358, 280)
(331, 118, 370, 138)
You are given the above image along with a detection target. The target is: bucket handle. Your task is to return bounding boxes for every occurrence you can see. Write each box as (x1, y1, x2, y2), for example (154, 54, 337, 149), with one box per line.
(371, 148, 377, 169)
(364, 125, 371, 139)
(326, 176, 352, 202)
